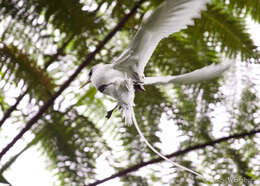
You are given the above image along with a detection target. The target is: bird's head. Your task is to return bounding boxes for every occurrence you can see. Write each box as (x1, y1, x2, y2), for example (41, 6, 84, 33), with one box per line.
(80, 63, 106, 88)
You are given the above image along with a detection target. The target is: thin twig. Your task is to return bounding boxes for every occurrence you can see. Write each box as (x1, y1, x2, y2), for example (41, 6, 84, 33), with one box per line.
(0, 0, 145, 160)
(85, 128, 260, 186)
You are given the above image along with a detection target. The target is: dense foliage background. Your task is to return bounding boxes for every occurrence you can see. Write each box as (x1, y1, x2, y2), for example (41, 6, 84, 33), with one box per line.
(0, 0, 260, 185)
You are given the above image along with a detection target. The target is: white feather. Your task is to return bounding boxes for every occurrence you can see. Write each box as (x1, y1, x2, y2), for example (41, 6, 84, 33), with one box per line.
(113, 0, 209, 77)
(131, 109, 207, 179)
(144, 62, 232, 85)
(122, 104, 134, 125)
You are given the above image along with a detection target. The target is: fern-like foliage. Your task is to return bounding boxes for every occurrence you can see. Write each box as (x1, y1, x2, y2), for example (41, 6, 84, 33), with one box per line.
(0, 44, 55, 100)
(37, 108, 109, 185)
(0, 0, 103, 34)
(0, 0, 260, 185)
(189, 3, 258, 61)
(216, 0, 260, 23)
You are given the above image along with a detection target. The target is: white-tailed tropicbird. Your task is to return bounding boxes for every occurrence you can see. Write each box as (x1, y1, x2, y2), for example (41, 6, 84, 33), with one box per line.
(82, 0, 230, 180)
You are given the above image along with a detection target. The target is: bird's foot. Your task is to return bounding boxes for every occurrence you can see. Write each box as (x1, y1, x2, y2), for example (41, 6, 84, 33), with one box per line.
(105, 110, 114, 119)
(134, 83, 145, 92)
(132, 72, 144, 84)
(133, 72, 145, 91)
(105, 104, 118, 119)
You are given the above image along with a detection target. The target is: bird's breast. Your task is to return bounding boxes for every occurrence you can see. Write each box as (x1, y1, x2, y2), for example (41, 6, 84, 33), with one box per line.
(91, 65, 135, 105)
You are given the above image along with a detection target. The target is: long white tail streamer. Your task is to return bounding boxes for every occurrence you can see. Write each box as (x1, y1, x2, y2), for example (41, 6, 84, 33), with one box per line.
(131, 108, 205, 179)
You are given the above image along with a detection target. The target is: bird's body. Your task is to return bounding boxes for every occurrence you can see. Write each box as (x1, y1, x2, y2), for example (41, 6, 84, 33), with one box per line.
(90, 63, 135, 106)
(90, 63, 136, 123)
(88, 0, 213, 122)
(84, 0, 230, 179)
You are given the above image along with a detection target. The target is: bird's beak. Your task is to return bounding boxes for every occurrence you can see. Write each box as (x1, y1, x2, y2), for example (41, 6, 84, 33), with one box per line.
(80, 79, 90, 89)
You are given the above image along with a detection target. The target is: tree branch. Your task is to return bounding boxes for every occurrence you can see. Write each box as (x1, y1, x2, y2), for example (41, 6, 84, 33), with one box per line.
(0, 90, 27, 128)
(86, 128, 260, 186)
(0, 35, 73, 128)
(0, 0, 145, 160)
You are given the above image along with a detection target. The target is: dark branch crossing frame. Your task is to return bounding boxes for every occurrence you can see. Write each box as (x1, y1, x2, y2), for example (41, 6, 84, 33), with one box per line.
(0, 0, 146, 160)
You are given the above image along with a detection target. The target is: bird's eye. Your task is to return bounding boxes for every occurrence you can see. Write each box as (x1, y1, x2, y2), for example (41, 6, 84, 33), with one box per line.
(89, 69, 93, 77)
(98, 84, 107, 92)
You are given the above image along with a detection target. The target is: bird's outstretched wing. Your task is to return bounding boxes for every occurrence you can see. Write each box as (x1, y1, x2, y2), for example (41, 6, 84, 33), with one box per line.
(113, 0, 209, 78)
(144, 62, 232, 85)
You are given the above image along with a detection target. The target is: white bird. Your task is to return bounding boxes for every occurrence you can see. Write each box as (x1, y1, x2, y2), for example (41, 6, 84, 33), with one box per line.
(82, 0, 230, 180)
